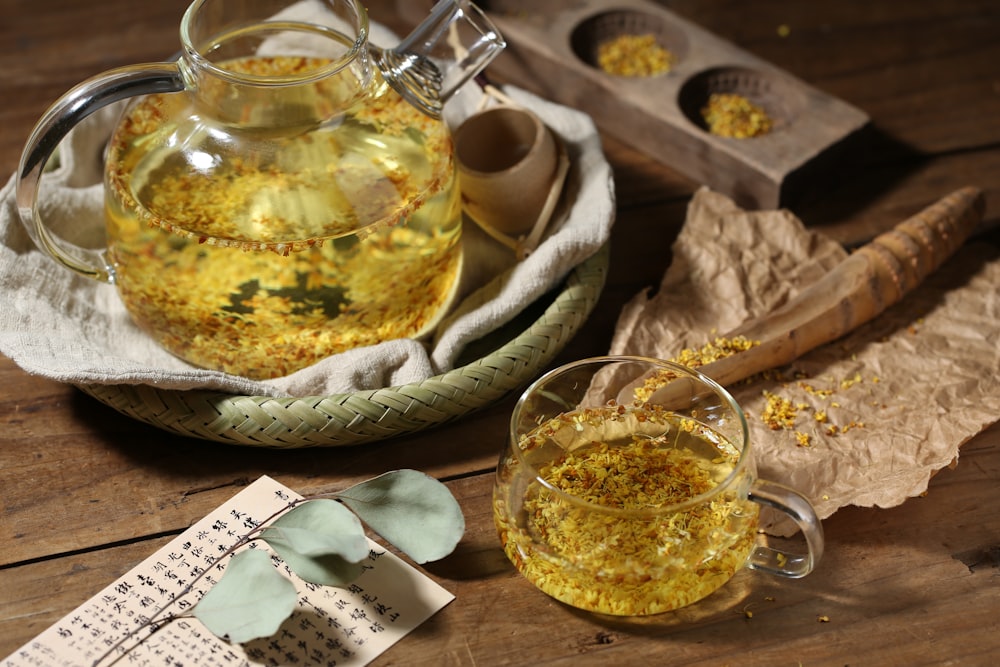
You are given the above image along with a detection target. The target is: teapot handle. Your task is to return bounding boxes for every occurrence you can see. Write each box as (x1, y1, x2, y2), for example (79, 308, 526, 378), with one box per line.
(16, 62, 183, 282)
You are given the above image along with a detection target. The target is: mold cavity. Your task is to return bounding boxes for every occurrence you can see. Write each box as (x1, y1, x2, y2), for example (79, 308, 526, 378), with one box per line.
(571, 10, 688, 78)
(678, 66, 804, 139)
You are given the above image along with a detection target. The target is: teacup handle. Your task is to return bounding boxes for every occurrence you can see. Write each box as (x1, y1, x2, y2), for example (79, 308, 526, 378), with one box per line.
(16, 62, 184, 282)
(747, 479, 825, 578)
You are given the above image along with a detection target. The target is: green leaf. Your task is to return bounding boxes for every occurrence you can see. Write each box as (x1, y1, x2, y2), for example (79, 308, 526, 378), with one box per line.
(193, 549, 297, 644)
(272, 552, 366, 588)
(335, 469, 465, 564)
(259, 499, 370, 586)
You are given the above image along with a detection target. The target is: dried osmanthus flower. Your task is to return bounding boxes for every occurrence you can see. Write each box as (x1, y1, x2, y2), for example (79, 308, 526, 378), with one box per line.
(701, 92, 773, 139)
(596, 33, 674, 77)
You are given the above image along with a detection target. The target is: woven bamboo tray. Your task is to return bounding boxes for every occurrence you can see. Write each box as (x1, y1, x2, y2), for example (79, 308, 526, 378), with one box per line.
(75, 244, 608, 448)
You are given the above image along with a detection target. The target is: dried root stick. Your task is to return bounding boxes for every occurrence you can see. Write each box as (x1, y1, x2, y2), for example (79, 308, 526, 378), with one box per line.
(695, 186, 985, 388)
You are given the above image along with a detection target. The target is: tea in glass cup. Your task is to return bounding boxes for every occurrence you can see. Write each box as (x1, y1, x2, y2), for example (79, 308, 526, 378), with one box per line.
(493, 356, 824, 616)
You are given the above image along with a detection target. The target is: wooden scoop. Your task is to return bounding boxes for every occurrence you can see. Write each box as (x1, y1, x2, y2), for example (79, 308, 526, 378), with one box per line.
(693, 186, 986, 388)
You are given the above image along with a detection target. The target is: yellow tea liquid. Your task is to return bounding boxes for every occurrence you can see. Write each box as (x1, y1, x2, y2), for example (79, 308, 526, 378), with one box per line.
(494, 405, 759, 615)
(105, 54, 461, 379)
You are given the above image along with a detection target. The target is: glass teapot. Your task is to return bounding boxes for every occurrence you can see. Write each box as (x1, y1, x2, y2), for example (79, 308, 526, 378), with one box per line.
(16, 0, 504, 380)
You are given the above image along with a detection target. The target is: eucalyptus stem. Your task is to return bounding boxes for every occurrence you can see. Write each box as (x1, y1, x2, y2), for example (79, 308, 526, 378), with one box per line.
(90, 498, 307, 667)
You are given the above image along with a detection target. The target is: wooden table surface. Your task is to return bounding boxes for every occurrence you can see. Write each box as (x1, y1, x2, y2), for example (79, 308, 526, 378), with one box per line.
(3, 1, 999, 665)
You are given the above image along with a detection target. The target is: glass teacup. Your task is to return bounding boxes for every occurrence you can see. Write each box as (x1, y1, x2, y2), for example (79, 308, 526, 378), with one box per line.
(493, 356, 824, 616)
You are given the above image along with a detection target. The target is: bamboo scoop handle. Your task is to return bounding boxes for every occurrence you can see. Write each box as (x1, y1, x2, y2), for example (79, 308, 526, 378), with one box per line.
(694, 186, 986, 388)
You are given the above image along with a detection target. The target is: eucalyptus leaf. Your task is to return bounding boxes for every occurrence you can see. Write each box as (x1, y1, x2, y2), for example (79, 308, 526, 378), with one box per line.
(260, 499, 369, 560)
(274, 551, 366, 588)
(193, 549, 297, 644)
(335, 469, 465, 563)
(260, 499, 370, 586)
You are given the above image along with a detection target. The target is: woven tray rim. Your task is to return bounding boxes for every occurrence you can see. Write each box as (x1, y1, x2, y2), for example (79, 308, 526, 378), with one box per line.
(76, 244, 609, 448)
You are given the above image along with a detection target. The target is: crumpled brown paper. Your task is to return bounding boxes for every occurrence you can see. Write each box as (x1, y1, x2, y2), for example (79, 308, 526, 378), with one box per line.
(610, 188, 1000, 535)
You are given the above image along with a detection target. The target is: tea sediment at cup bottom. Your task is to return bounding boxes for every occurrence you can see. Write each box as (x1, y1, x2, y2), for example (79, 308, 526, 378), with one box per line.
(105, 55, 461, 380)
(494, 403, 759, 615)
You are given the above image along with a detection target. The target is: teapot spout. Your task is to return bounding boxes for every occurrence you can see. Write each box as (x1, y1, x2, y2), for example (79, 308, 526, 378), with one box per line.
(373, 0, 505, 118)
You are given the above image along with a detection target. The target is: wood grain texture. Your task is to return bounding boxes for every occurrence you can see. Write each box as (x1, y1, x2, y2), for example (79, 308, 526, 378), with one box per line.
(475, 0, 870, 210)
(2, 0, 999, 664)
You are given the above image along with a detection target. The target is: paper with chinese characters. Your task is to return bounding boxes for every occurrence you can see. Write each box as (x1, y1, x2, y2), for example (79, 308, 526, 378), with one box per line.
(1, 476, 455, 666)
